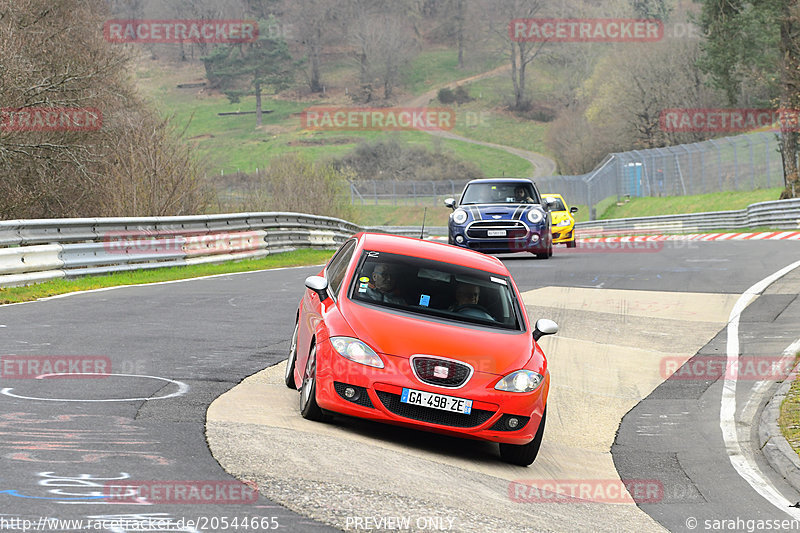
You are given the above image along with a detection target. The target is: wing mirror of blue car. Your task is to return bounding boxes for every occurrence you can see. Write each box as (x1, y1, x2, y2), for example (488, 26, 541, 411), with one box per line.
(533, 318, 558, 341)
(444, 197, 456, 209)
(305, 275, 330, 301)
(570, 206, 579, 214)
(543, 197, 557, 211)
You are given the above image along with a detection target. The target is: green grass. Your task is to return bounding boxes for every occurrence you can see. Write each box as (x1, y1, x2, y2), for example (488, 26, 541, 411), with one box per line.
(400, 49, 504, 96)
(0, 249, 333, 305)
(352, 205, 452, 227)
(451, 105, 550, 156)
(779, 352, 800, 460)
(599, 188, 784, 220)
(135, 61, 533, 179)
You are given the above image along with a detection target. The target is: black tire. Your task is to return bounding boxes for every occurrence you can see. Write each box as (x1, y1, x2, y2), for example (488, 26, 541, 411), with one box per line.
(284, 323, 299, 389)
(299, 345, 329, 421)
(566, 240, 576, 249)
(499, 409, 546, 466)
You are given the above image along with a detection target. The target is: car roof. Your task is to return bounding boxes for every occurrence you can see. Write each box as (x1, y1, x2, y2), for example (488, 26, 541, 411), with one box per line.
(465, 178, 535, 185)
(542, 193, 566, 200)
(356, 232, 509, 275)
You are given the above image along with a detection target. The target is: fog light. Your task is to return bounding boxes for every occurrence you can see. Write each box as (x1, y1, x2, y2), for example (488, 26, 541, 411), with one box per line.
(344, 387, 356, 399)
(530, 235, 540, 243)
(455, 235, 465, 244)
(507, 417, 520, 429)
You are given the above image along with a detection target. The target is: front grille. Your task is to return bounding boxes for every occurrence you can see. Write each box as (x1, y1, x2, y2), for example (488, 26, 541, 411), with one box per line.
(489, 414, 531, 432)
(466, 220, 528, 239)
(412, 356, 472, 388)
(334, 382, 374, 408)
(376, 391, 494, 428)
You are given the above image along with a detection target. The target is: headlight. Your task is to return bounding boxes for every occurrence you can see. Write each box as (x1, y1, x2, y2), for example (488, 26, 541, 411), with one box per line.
(330, 337, 384, 368)
(526, 210, 543, 224)
(556, 219, 572, 227)
(452, 209, 468, 225)
(495, 370, 543, 393)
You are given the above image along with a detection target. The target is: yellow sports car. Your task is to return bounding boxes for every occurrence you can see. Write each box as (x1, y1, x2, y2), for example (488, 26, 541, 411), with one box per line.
(542, 193, 578, 248)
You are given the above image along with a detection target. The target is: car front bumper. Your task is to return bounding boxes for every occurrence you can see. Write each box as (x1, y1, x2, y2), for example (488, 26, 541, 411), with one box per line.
(314, 345, 548, 445)
(448, 223, 551, 254)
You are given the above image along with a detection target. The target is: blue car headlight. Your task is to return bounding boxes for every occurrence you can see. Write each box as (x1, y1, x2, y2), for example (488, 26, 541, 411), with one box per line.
(495, 370, 544, 393)
(452, 209, 468, 225)
(330, 337, 384, 368)
(527, 210, 544, 224)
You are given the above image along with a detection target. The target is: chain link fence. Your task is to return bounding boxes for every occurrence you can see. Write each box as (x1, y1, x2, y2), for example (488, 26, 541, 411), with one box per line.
(350, 131, 788, 219)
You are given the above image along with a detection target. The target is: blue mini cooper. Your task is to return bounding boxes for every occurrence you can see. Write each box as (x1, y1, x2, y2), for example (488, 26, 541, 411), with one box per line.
(445, 178, 553, 258)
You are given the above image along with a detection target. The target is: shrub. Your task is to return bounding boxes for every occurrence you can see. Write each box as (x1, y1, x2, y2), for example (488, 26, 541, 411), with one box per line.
(437, 87, 456, 104)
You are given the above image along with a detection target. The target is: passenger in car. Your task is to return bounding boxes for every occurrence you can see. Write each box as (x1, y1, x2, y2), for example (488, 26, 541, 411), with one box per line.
(363, 262, 407, 305)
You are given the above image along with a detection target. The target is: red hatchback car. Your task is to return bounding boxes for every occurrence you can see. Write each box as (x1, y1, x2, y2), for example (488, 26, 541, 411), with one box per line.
(285, 232, 558, 465)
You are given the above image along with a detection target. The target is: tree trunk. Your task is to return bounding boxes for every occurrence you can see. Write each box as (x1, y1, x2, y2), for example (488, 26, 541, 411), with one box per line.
(309, 28, 323, 93)
(358, 49, 369, 85)
(255, 80, 263, 127)
(779, 1, 800, 199)
(510, 42, 520, 109)
(517, 46, 527, 110)
(456, 0, 465, 69)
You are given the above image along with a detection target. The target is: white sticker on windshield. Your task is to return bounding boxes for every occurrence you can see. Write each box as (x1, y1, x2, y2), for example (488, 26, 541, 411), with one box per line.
(490, 276, 507, 285)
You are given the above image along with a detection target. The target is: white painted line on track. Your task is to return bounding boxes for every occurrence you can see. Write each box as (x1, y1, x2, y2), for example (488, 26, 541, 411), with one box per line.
(0, 263, 326, 308)
(721, 259, 800, 519)
(0, 373, 189, 402)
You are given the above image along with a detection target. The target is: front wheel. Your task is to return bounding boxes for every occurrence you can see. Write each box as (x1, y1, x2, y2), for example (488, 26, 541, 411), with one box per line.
(299, 345, 329, 421)
(566, 240, 576, 249)
(499, 409, 546, 466)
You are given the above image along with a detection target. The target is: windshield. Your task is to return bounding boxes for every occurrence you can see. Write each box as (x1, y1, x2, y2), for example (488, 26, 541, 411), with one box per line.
(349, 251, 523, 331)
(460, 183, 540, 205)
(545, 197, 567, 211)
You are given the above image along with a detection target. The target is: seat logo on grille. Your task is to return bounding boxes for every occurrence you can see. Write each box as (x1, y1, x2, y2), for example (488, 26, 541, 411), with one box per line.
(433, 365, 450, 378)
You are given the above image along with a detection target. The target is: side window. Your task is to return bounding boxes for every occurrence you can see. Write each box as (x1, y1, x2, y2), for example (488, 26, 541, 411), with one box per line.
(530, 183, 542, 204)
(325, 239, 356, 297)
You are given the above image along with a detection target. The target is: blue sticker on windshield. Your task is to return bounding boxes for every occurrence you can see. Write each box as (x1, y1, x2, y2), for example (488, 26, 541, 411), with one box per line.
(419, 294, 430, 307)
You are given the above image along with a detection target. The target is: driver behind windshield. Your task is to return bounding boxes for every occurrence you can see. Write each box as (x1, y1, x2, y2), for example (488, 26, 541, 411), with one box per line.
(449, 282, 480, 311)
(363, 262, 406, 305)
(514, 186, 534, 203)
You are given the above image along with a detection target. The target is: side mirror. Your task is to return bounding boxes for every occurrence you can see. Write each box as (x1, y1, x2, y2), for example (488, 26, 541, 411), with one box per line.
(543, 197, 556, 211)
(305, 275, 329, 301)
(533, 318, 558, 341)
(444, 198, 456, 209)
(570, 206, 578, 214)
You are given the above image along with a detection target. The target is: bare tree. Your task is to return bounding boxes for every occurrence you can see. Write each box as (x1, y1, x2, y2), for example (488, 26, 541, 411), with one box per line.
(0, 0, 211, 218)
(485, 0, 546, 111)
(349, 13, 418, 100)
(285, 0, 346, 93)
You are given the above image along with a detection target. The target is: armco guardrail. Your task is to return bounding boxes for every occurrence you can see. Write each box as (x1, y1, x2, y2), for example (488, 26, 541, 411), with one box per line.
(575, 198, 800, 236)
(0, 212, 424, 288)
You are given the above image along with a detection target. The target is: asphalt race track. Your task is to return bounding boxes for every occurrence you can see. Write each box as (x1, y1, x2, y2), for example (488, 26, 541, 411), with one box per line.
(1, 239, 800, 532)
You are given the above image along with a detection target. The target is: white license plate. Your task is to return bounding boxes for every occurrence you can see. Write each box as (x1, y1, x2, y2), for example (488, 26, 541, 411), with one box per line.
(401, 388, 472, 414)
(487, 229, 506, 237)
